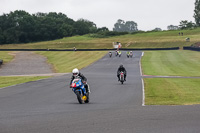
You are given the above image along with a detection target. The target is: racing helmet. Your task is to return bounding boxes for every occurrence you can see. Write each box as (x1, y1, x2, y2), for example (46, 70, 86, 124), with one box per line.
(72, 68, 79, 76)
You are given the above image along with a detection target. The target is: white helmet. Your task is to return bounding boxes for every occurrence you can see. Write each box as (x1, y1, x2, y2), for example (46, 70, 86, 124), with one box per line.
(72, 68, 79, 76)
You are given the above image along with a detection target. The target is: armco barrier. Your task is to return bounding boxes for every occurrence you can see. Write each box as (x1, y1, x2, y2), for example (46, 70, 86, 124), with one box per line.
(119, 47, 179, 51)
(183, 46, 200, 51)
(0, 47, 179, 51)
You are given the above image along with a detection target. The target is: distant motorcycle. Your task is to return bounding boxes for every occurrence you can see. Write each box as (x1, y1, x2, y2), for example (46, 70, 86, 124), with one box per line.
(129, 53, 133, 58)
(71, 77, 89, 104)
(119, 72, 125, 84)
(129, 51, 133, 58)
(115, 51, 118, 56)
(127, 54, 130, 58)
(109, 52, 112, 57)
(119, 52, 121, 57)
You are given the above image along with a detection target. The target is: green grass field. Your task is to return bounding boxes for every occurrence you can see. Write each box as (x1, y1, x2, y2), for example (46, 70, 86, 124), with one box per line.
(142, 50, 200, 76)
(0, 51, 15, 63)
(36, 51, 107, 73)
(1, 28, 200, 49)
(144, 78, 200, 105)
(142, 50, 200, 105)
(0, 76, 50, 88)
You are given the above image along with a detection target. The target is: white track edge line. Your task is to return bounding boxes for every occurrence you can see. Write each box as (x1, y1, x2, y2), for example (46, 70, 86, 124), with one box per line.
(141, 78, 145, 106)
(140, 52, 145, 106)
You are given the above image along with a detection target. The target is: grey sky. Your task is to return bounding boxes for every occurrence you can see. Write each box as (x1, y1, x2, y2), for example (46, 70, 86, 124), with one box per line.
(0, 0, 196, 31)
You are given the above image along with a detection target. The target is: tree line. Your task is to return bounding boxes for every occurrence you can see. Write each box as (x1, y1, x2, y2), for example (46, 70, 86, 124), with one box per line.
(0, 10, 109, 44)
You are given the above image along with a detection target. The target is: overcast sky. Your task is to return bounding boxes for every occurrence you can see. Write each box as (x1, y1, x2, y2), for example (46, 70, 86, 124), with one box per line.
(0, 0, 196, 31)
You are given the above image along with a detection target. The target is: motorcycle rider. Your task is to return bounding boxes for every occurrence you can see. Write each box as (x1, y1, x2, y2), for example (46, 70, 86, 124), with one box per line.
(109, 51, 112, 57)
(117, 64, 127, 81)
(70, 68, 89, 95)
(129, 51, 133, 57)
(115, 50, 118, 56)
(118, 51, 122, 57)
(126, 51, 130, 57)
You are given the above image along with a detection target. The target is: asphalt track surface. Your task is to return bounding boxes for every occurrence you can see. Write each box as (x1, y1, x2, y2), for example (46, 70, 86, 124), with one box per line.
(0, 51, 200, 133)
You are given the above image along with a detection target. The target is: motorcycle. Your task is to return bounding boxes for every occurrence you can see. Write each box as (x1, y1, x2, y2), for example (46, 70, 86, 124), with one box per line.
(127, 54, 130, 58)
(118, 52, 121, 57)
(109, 52, 112, 57)
(119, 72, 125, 84)
(115, 51, 118, 56)
(71, 77, 89, 104)
(129, 53, 133, 58)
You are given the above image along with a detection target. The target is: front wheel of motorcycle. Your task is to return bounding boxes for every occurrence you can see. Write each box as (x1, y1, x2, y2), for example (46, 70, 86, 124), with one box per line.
(76, 91, 83, 104)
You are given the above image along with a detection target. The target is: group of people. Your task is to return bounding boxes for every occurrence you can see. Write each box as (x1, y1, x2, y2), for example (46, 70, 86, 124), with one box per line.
(70, 64, 127, 96)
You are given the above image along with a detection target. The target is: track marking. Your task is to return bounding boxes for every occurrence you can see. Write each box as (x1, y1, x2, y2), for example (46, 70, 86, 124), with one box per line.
(141, 51, 144, 57)
(141, 78, 145, 106)
(139, 51, 145, 106)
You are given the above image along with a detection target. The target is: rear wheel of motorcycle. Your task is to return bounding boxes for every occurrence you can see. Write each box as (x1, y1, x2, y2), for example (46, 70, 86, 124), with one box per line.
(85, 93, 89, 103)
(76, 92, 83, 104)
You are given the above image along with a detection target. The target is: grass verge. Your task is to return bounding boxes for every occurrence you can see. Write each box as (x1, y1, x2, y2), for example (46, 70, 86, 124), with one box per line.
(0, 76, 50, 88)
(36, 51, 107, 73)
(142, 50, 200, 76)
(142, 50, 200, 105)
(0, 51, 15, 63)
(144, 78, 200, 105)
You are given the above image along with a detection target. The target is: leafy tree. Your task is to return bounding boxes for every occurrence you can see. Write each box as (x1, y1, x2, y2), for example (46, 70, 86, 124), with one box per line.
(58, 24, 74, 37)
(0, 28, 5, 44)
(167, 25, 179, 30)
(0, 10, 98, 44)
(74, 19, 97, 35)
(152, 28, 162, 31)
(124, 21, 138, 32)
(113, 19, 138, 32)
(179, 20, 196, 29)
(113, 19, 125, 32)
(97, 27, 109, 33)
(194, 0, 200, 26)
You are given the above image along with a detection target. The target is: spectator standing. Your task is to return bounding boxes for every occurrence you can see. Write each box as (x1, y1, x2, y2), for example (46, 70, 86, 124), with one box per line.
(73, 47, 76, 52)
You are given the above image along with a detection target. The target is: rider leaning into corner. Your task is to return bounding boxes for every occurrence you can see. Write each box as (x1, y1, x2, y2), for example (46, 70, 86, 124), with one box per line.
(117, 64, 127, 81)
(70, 68, 90, 95)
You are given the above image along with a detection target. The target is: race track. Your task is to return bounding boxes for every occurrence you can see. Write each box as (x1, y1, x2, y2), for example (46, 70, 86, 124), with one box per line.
(0, 51, 200, 133)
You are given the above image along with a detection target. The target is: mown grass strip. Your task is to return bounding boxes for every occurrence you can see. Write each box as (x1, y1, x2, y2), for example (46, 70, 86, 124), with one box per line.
(36, 51, 107, 73)
(0, 76, 50, 88)
(144, 78, 200, 105)
(142, 50, 200, 76)
(0, 51, 15, 63)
